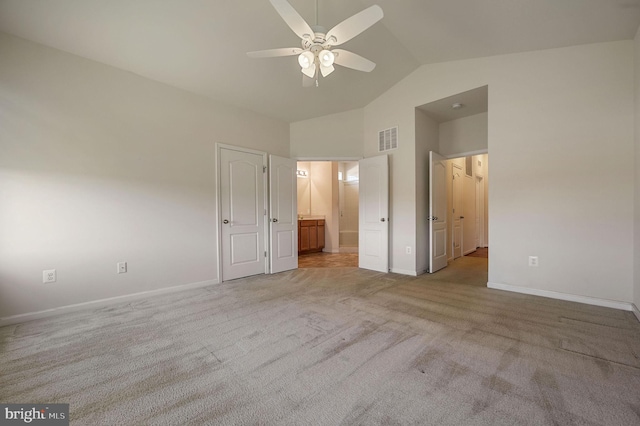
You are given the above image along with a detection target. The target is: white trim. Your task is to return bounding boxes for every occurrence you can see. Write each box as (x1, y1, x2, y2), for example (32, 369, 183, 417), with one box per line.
(390, 268, 418, 276)
(487, 281, 634, 312)
(633, 304, 640, 322)
(444, 149, 488, 159)
(295, 157, 362, 161)
(0, 279, 218, 327)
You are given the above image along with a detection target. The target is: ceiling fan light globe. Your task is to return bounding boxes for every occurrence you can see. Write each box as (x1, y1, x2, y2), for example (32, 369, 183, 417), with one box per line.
(298, 51, 315, 69)
(319, 50, 335, 67)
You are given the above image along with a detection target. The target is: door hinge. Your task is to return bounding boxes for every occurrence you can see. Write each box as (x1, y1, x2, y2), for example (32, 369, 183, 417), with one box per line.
(264, 251, 267, 257)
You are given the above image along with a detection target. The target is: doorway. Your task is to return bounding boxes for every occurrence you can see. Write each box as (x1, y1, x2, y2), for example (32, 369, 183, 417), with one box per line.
(296, 161, 360, 268)
(416, 85, 489, 276)
(446, 154, 489, 262)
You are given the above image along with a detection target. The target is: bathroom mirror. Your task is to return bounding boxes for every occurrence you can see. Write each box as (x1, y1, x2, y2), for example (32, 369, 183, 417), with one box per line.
(297, 162, 311, 215)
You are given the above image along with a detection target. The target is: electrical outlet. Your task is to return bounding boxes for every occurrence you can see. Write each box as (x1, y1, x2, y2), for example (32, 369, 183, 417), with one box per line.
(528, 256, 539, 267)
(406, 246, 412, 255)
(43, 269, 56, 283)
(117, 262, 127, 274)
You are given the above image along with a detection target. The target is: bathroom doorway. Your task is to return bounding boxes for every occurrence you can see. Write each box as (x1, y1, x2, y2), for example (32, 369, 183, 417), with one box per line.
(296, 161, 359, 267)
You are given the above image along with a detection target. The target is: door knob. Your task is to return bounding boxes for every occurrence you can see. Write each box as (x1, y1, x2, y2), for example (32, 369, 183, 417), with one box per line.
(223, 219, 229, 224)
(272, 218, 278, 222)
(380, 218, 386, 222)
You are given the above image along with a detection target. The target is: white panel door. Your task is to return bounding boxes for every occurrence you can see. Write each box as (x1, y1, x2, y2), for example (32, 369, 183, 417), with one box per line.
(359, 155, 389, 272)
(429, 151, 448, 273)
(269, 155, 297, 273)
(452, 163, 463, 259)
(463, 174, 476, 254)
(220, 147, 266, 281)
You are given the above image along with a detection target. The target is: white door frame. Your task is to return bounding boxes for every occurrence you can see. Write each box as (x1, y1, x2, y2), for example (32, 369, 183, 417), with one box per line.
(216, 143, 269, 282)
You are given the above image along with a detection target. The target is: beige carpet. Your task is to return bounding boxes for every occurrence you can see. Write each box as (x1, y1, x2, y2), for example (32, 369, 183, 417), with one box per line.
(1, 257, 639, 425)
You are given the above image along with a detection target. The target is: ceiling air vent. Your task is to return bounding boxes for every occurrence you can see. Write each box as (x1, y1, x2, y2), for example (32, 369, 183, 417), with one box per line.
(378, 126, 398, 152)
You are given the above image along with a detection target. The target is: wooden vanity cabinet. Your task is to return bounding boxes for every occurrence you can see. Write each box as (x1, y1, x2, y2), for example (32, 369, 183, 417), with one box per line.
(298, 219, 325, 254)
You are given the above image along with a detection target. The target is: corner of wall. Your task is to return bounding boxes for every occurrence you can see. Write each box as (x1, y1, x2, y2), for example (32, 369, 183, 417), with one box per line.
(634, 25, 640, 312)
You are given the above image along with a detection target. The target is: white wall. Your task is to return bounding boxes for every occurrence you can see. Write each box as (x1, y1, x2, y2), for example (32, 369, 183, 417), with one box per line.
(475, 154, 489, 248)
(0, 33, 289, 319)
(364, 41, 634, 303)
(439, 112, 488, 156)
(309, 162, 339, 253)
(290, 109, 363, 159)
(635, 27, 640, 313)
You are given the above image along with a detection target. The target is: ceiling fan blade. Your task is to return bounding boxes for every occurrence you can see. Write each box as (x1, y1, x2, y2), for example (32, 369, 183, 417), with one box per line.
(333, 49, 376, 72)
(325, 5, 383, 46)
(247, 47, 303, 58)
(270, 0, 314, 40)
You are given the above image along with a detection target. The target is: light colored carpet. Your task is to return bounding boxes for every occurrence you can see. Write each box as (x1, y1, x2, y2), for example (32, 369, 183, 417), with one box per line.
(1, 257, 640, 425)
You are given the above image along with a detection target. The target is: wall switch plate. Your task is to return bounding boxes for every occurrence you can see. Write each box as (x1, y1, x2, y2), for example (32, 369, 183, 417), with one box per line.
(117, 262, 127, 274)
(406, 246, 412, 255)
(43, 269, 56, 283)
(528, 256, 539, 267)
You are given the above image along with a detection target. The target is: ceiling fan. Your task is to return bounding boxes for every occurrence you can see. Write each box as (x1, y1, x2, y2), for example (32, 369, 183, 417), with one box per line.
(247, 0, 383, 86)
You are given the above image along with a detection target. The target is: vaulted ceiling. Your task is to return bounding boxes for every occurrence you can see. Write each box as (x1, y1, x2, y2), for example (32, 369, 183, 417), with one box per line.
(1, 0, 639, 122)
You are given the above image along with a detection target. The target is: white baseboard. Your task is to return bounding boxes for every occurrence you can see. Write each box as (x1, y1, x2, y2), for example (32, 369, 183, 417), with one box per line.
(339, 247, 358, 254)
(322, 248, 341, 254)
(487, 281, 634, 312)
(390, 268, 418, 276)
(0, 279, 218, 327)
(633, 304, 640, 322)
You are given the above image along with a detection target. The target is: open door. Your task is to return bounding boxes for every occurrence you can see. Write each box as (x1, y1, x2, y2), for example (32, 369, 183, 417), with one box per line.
(219, 146, 267, 281)
(359, 155, 389, 272)
(269, 155, 298, 273)
(429, 151, 447, 273)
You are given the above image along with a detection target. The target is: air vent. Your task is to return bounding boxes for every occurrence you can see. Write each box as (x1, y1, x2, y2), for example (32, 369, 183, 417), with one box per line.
(378, 126, 398, 152)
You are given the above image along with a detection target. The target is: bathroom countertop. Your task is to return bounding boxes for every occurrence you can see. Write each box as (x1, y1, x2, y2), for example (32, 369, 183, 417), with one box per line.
(298, 215, 325, 220)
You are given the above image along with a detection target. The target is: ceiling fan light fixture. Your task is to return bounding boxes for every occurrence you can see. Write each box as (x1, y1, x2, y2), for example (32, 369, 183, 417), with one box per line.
(248, 1, 384, 86)
(320, 64, 335, 77)
(298, 51, 315, 69)
(301, 64, 316, 78)
(319, 49, 335, 67)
